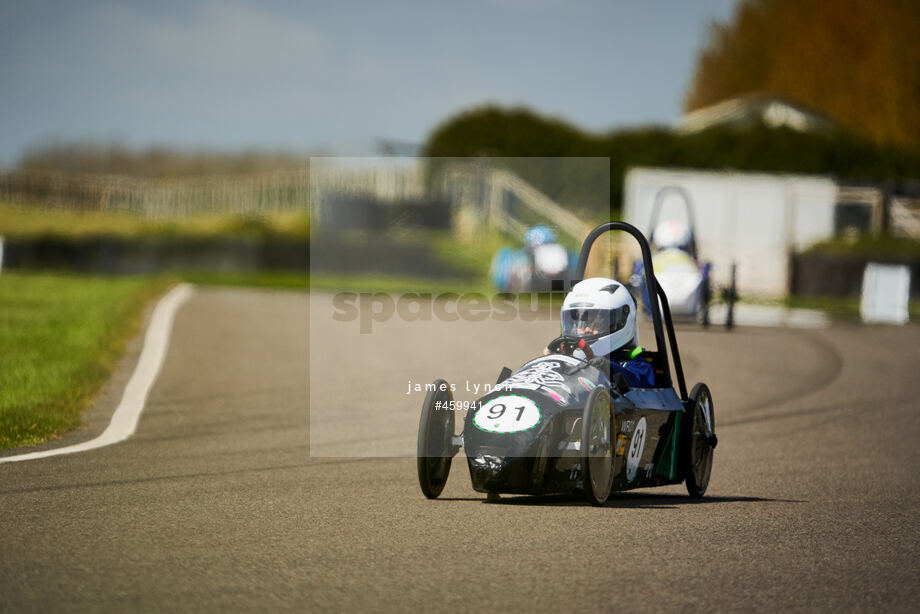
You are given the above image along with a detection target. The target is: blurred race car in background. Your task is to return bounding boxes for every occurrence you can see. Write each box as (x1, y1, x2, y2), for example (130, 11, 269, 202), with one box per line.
(490, 226, 576, 292)
(629, 187, 737, 329)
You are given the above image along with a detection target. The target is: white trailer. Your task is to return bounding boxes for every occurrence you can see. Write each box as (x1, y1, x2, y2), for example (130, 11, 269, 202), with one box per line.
(623, 167, 839, 298)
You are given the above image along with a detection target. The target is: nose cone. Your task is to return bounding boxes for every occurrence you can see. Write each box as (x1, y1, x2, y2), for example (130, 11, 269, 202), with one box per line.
(468, 448, 511, 490)
(469, 453, 506, 476)
(467, 445, 539, 494)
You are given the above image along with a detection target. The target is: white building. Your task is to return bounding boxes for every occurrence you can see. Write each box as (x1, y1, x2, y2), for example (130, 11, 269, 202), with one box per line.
(676, 94, 837, 135)
(623, 167, 841, 297)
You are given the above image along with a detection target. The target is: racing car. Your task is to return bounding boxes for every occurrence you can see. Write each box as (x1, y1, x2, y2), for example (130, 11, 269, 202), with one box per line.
(490, 225, 576, 292)
(629, 186, 737, 329)
(417, 221, 718, 505)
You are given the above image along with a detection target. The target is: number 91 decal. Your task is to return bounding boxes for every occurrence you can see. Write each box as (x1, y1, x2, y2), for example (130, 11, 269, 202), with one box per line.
(473, 395, 541, 433)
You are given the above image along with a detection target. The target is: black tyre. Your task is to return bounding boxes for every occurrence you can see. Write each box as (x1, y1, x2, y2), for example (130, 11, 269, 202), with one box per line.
(416, 379, 456, 499)
(581, 386, 614, 506)
(683, 383, 716, 497)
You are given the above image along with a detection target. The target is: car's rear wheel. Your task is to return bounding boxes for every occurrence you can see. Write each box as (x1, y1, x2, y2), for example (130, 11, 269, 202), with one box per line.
(581, 386, 614, 506)
(684, 383, 716, 497)
(416, 379, 456, 499)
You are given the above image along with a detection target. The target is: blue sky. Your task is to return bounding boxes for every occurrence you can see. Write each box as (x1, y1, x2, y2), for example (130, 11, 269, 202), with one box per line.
(0, 0, 738, 166)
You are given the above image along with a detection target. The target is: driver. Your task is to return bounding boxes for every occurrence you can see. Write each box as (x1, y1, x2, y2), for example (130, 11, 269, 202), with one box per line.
(652, 219, 692, 252)
(547, 277, 655, 388)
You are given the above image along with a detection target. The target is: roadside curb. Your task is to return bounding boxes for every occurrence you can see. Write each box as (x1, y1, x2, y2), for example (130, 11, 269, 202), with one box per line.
(0, 284, 194, 463)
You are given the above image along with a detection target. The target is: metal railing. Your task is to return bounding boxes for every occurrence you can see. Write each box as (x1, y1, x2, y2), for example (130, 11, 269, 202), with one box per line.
(0, 169, 309, 218)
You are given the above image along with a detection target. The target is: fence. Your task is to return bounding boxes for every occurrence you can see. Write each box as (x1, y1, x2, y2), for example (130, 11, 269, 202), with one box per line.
(310, 159, 595, 238)
(0, 169, 310, 218)
(4, 161, 597, 234)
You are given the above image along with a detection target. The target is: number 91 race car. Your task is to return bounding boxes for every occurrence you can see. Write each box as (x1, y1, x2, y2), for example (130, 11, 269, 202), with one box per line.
(417, 221, 718, 505)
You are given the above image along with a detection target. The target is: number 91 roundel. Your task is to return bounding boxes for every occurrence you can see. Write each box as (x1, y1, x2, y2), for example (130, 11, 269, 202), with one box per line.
(473, 395, 541, 433)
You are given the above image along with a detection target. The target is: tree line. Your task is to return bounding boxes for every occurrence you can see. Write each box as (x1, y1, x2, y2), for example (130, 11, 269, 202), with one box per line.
(423, 106, 920, 213)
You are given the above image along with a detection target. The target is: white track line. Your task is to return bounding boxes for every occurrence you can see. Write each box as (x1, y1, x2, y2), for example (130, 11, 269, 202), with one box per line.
(0, 283, 194, 464)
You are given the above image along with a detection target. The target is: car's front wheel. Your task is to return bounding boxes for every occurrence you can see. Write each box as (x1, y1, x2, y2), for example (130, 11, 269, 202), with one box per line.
(416, 379, 456, 499)
(581, 386, 614, 506)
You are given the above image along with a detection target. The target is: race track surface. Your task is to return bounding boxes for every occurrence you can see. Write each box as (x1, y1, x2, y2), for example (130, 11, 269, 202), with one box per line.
(2, 288, 918, 612)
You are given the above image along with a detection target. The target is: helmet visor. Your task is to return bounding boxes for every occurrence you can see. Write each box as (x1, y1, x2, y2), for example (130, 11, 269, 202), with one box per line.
(562, 306, 630, 338)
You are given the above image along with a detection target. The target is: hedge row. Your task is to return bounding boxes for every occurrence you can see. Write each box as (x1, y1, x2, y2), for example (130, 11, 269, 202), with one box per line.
(423, 106, 920, 212)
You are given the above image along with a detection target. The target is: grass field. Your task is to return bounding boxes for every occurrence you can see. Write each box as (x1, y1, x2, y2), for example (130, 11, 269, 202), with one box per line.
(0, 272, 169, 450)
(783, 294, 920, 321)
(0, 201, 310, 238)
(183, 271, 488, 294)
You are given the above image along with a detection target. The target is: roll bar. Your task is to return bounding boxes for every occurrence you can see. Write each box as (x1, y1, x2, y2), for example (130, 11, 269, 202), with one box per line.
(574, 221, 688, 400)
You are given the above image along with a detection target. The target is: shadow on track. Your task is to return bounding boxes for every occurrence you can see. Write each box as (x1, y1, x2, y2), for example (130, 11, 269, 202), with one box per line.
(436, 493, 805, 508)
(0, 456, 386, 496)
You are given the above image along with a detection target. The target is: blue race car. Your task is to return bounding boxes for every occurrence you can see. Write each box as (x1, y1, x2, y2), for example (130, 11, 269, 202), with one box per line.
(491, 226, 576, 292)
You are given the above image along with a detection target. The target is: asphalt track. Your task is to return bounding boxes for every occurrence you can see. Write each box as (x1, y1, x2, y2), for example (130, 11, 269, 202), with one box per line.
(2, 288, 919, 612)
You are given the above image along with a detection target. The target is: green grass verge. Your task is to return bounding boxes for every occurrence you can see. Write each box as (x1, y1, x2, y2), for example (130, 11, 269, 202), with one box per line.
(184, 271, 569, 306)
(309, 272, 490, 295)
(0, 272, 170, 450)
(178, 270, 480, 295)
(181, 270, 310, 291)
(803, 235, 920, 259)
(783, 295, 920, 321)
(0, 201, 310, 239)
(782, 295, 862, 317)
(429, 227, 519, 278)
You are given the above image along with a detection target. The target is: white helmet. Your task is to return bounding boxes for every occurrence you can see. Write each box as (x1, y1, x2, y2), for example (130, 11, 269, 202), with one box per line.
(653, 219, 691, 250)
(561, 277, 638, 358)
